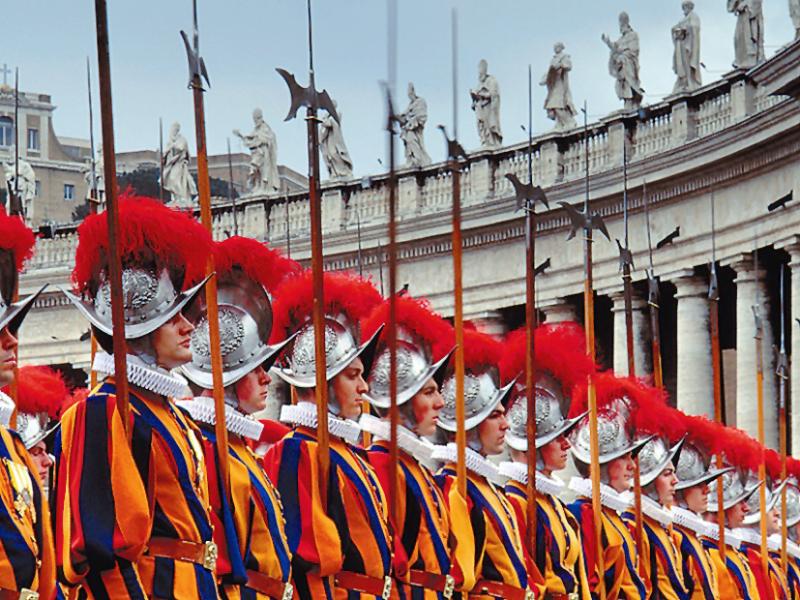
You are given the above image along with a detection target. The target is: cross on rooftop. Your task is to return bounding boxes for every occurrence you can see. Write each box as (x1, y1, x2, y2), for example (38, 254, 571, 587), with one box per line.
(0, 64, 11, 86)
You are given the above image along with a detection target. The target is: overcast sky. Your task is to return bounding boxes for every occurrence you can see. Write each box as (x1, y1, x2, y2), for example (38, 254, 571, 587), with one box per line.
(4, 1, 797, 177)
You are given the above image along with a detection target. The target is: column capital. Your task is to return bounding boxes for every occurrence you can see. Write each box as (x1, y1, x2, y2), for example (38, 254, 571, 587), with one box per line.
(538, 297, 577, 324)
(775, 235, 800, 262)
(609, 289, 647, 312)
(671, 272, 708, 299)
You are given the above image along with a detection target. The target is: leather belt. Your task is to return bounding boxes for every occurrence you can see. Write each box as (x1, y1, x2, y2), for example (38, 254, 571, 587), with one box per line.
(470, 579, 534, 600)
(146, 537, 218, 572)
(0, 589, 38, 600)
(335, 571, 393, 599)
(407, 570, 455, 598)
(245, 570, 293, 600)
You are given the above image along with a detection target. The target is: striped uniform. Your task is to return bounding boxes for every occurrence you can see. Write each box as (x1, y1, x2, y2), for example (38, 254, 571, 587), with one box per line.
(702, 537, 759, 600)
(54, 382, 218, 599)
(740, 541, 789, 600)
(786, 553, 800, 600)
(504, 479, 588, 600)
(672, 522, 718, 599)
(767, 550, 792, 600)
(435, 463, 532, 599)
(198, 427, 293, 600)
(368, 441, 451, 600)
(263, 427, 393, 600)
(0, 425, 56, 598)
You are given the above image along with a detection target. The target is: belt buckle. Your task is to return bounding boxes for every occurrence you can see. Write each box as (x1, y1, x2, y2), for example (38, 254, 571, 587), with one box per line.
(19, 590, 39, 600)
(442, 574, 455, 599)
(381, 575, 393, 600)
(281, 583, 294, 600)
(202, 540, 218, 571)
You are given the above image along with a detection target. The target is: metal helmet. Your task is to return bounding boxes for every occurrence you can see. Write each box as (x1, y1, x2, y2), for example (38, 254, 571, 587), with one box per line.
(743, 475, 787, 526)
(782, 481, 800, 528)
(15, 365, 68, 449)
(675, 442, 734, 491)
(707, 467, 761, 512)
(638, 435, 685, 488)
(0, 211, 44, 336)
(570, 399, 652, 466)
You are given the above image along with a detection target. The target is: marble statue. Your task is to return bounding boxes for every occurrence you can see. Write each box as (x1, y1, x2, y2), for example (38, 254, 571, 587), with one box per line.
(541, 42, 578, 131)
(470, 59, 503, 147)
(83, 147, 106, 208)
(233, 108, 280, 194)
(4, 148, 36, 223)
(161, 122, 197, 207)
(672, 1, 703, 93)
(728, 0, 764, 69)
(602, 12, 644, 110)
(398, 83, 431, 168)
(791, 0, 800, 39)
(320, 101, 353, 180)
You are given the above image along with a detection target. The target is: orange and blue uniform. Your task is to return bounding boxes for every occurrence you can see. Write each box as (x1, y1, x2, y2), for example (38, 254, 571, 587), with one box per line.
(504, 478, 588, 600)
(0, 424, 56, 599)
(767, 550, 792, 600)
(368, 441, 452, 599)
(786, 552, 800, 600)
(435, 461, 533, 599)
(672, 518, 718, 599)
(740, 539, 790, 600)
(263, 426, 393, 600)
(54, 381, 218, 599)
(197, 426, 293, 600)
(702, 535, 759, 600)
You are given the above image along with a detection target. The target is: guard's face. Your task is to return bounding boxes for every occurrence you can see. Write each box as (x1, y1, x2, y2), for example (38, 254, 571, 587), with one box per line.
(477, 406, 508, 456)
(236, 365, 271, 415)
(28, 441, 53, 484)
(540, 435, 571, 472)
(726, 500, 749, 528)
(332, 357, 368, 420)
(655, 465, 679, 506)
(0, 327, 18, 386)
(151, 312, 195, 370)
(607, 453, 634, 493)
(411, 377, 444, 438)
(767, 507, 780, 535)
(683, 483, 709, 513)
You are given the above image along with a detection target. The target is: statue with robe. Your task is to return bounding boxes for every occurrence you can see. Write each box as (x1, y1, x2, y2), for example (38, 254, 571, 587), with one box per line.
(728, 0, 764, 69)
(470, 59, 503, 147)
(83, 146, 106, 209)
(602, 12, 645, 110)
(398, 83, 431, 168)
(4, 148, 35, 223)
(234, 108, 280, 194)
(540, 42, 578, 131)
(161, 122, 197, 207)
(320, 100, 353, 180)
(672, 1, 703, 93)
(791, 0, 800, 39)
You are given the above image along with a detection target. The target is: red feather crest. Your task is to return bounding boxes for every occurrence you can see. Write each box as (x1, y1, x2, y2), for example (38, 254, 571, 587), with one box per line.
(360, 295, 454, 362)
(717, 426, 762, 472)
(270, 270, 383, 343)
(13, 365, 69, 418)
(72, 195, 213, 294)
(764, 448, 783, 481)
(461, 328, 502, 373)
(214, 236, 300, 293)
(682, 414, 726, 456)
(0, 209, 35, 271)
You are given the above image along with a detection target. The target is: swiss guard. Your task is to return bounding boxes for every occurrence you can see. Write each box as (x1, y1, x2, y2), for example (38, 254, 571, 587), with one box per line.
(433, 328, 537, 600)
(358, 295, 456, 598)
(566, 373, 651, 600)
(178, 236, 297, 600)
(496, 322, 592, 600)
(0, 209, 54, 599)
(262, 270, 393, 599)
(55, 196, 218, 599)
(780, 465, 800, 598)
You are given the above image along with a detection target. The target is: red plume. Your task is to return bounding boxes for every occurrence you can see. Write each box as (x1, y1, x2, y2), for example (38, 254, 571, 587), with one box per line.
(764, 448, 783, 481)
(72, 194, 213, 294)
(682, 414, 726, 456)
(0, 209, 35, 271)
(461, 328, 503, 373)
(787, 457, 800, 480)
(718, 426, 762, 472)
(213, 236, 300, 293)
(360, 295, 454, 362)
(64, 387, 90, 413)
(270, 270, 383, 343)
(499, 322, 596, 396)
(12, 365, 69, 419)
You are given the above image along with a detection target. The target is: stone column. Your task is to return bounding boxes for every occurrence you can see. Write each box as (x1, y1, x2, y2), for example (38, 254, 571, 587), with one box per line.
(778, 241, 800, 457)
(672, 272, 714, 417)
(729, 254, 778, 448)
(468, 310, 508, 337)
(610, 291, 652, 377)
(539, 298, 578, 324)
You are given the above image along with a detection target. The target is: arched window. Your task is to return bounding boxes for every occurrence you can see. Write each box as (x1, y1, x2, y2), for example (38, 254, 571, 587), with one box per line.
(0, 117, 12, 147)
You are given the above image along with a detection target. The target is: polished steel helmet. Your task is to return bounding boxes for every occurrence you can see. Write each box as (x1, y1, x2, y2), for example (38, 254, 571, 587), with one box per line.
(437, 368, 516, 433)
(15, 410, 56, 450)
(782, 482, 800, 528)
(638, 435, 685, 488)
(182, 272, 292, 389)
(505, 373, 587, 452)
(743, 476, 788, 526)
(675, 442, 734, 491)
(570, 399, 652, 466)
(707, 467, 761, 512)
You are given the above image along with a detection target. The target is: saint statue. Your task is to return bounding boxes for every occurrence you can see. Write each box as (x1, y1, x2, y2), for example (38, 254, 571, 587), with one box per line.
(728, 0, 764, 69)
(470, 59, 503, 148)
(602, 12, 645, 110)
(541, 42, 578, 131)
(398, 83, 431, 168)
(83, 147, 105, 208)
(672, 1, 703, 93)
(4, 147, 36, 224)
(233, 108, 280, 194)
(320, 100, 353, 180)
(791, 0, 800, 39)
(161, 122, 197, 207)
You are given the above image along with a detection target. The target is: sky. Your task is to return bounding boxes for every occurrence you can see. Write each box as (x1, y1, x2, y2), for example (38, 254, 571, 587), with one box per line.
(4, 1, 797, 178)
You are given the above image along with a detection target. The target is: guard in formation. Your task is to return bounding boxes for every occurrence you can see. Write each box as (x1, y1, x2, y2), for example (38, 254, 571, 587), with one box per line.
(2, 195, 800, 599)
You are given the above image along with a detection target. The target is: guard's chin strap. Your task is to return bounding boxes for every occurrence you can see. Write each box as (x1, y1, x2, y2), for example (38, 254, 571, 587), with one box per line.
(93, 351, 190, 399)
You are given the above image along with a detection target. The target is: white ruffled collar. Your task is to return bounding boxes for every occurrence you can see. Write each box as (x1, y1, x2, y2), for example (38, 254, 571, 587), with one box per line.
(431, 442, 499, 481)
(497, 461, 566, 497)
(767, 533, 784, 553)
(175, 396, 264, 440)
(705, 524, 745, 549)
(568, 476, 634, 513)
(93, 351, 189, 399)
(781, 537, 800, 559)
(0, 391, 13, 428)
(672, 506, 713, 537)
(732, 526, 768, 549)
(280, 402, 361, 445)
(358, 413, 438, 462)
(641, 495, 674, 527)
